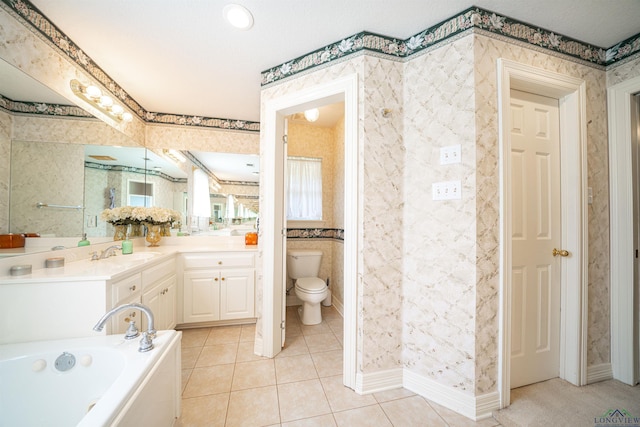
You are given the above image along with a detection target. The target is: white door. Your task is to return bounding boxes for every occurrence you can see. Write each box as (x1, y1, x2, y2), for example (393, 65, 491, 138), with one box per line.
(510, 89, 562, 389)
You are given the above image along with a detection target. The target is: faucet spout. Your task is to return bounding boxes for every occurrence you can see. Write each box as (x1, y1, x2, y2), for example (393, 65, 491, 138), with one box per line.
(93, 302, 156, 341)
(98, 245, 121, 259)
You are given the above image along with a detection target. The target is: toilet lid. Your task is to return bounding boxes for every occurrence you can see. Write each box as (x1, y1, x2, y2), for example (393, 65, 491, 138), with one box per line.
(296, 277, 326, 293)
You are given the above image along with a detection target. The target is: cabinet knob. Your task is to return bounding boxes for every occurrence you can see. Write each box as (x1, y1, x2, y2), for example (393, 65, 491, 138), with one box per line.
(129, 285, 136, 291)
(218, 261, 223, 265)
(215, 277, 219, 281)
(221, 277, 225, 281)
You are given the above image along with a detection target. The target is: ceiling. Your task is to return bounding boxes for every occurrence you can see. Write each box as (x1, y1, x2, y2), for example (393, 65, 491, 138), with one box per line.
(14, 0, 640, 124)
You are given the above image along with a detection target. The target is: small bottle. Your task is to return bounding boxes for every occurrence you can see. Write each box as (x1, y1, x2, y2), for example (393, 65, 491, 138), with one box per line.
(122, 238, 133, 255)
(78, 233, 90, 247)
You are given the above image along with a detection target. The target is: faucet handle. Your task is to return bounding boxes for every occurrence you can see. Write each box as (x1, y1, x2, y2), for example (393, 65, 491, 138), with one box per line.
(138, 332, 154, 352)
(124, 321, 140, 340)
(89, 251, 99, 261)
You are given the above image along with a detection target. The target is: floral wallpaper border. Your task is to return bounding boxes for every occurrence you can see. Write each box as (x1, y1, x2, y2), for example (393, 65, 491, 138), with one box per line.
(2, 0, 639, 125)
(1, 0, 260, 132)
(287, 228, 344, 242)
(0, 94, 93, 118)
(261, 6, 640, 86)
(85, 161, 187, 183)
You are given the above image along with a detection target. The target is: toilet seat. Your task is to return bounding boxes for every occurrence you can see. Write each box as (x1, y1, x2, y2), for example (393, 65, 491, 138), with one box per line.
(295, 277, 326, 293)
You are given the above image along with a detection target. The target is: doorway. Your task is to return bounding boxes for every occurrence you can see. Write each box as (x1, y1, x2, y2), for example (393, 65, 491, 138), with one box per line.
(508, 89, 561, 389)
(261, 74, 359, 390)
(498, 59, 588, 407)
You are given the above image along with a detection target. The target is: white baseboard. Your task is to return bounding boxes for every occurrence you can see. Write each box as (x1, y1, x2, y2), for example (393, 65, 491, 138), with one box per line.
(587, 363, 613, 384)
(254, 337, 263, 357)
(331, 297, 344, 316)
(356, 368, 404, 394)
(403, 369, 500, 421)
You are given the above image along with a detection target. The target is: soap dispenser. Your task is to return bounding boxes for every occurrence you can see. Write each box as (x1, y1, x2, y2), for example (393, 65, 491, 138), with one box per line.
(78, 233, 90, 247)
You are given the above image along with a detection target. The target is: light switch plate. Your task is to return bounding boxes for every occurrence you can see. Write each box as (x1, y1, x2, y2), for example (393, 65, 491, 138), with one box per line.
(432, 180, 462, 200)
(440, 145, 461, 165)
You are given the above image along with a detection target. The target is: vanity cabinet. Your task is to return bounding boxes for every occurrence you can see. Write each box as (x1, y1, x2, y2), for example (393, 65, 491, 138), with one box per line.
(182, 252, 255, 324)
(110, 273, 142, 334)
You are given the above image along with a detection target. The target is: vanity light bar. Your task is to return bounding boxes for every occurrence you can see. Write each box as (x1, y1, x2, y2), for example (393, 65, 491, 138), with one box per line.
(70, 79, 133, 122)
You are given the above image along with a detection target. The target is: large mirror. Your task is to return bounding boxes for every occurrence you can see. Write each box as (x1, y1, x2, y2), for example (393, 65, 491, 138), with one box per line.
(0, 59, 259, 255)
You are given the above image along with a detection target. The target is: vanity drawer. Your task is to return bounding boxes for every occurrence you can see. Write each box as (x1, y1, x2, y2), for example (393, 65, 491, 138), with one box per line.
(112, 273, 142, 304)
(142, 258, 176, 288)
(182, 252, 254, 269)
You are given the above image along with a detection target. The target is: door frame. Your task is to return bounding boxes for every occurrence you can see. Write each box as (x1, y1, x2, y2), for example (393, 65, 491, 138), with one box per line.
(497, 59, 588, 407)
(608, 74, 640, 385)
(261, 74, 359, 390)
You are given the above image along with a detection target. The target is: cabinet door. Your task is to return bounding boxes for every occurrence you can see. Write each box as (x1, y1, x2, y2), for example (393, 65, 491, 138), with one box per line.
(142, 281, 162, 331)
(220, 269, 255, 320)
(110, 294, 142, 335)
(161, 274, 177, 330)
(183, 270, 220, 323)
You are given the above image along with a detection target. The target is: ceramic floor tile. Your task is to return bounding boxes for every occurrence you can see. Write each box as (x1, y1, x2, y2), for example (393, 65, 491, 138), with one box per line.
(231, 359, 276, 391)
(183, 364, 235, 398)
(380, 395, 447, 426)
(310, 350, 343, 378)
(275, 354, 319, 384)
(325, 319, 342, 334)
(235, 340, 268, 363)
(304, 333, 341, 353)
(182, 346, 203, 369)
(277, 334, 310, 358)
(205, 326, 242, 345)
(278, 379, 332, 423)
(320, 375, 377, 413)
(182, 369, 192, 394)
(226, 386, 280, 427)
(372, 387, 416, 403)
(286, 323, 303, 337)
(332, 405, 392, 427)
(181, 328, 212, 348)
(239, 324, 256, 342)
(196, 343, 238, 367)
(281, 414, 337, 427)
(300, 322, 332, 336)
(178, 394, 229, 427)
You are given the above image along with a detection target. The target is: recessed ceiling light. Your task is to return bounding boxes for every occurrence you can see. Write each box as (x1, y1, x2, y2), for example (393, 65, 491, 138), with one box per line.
(223, 4, 254, 30)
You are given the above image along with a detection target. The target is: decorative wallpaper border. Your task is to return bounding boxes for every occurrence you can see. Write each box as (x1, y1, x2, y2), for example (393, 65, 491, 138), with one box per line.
(287, 228, 344, 241)
(261, 6, 639, 86)
(1, 0, 260, 132)
(0, 94, 93, 118)
(85, 161, 187, 183)
(2, 0, 639, 125)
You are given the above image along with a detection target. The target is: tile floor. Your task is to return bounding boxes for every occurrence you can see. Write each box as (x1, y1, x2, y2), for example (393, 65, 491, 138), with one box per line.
(176, 305, 501, 427)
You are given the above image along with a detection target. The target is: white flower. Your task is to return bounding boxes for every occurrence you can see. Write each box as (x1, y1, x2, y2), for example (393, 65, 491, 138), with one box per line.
(35, 103, 48, 112)
(548, 33, 561, 48)
(489, 13, 504, 30)
(320, 50, 331, 62)
(471, 13, 481, 26)
(338, 38, 353, 53)
(406, 35, 423, 51)
(280, 62, 292, 75)
(191, 116, 202, 124)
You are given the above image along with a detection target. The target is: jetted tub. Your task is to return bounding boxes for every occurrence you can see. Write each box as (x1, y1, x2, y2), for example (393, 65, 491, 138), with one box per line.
(0, 330, 181, 426)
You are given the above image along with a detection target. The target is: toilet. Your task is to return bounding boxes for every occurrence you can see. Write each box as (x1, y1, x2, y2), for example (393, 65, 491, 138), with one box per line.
(286, 249, 328, 325)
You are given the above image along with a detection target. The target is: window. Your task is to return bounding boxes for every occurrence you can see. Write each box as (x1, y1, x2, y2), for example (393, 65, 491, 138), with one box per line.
(127, 180, 154, 207)
(287, 157, 322, 220)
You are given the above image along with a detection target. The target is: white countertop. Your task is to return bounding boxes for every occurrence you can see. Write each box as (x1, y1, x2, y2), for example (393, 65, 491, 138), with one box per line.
(0, 236, 258, 284)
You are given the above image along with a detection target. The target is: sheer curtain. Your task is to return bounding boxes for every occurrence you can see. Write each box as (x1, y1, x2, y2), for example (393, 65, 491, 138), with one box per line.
(192, 168, 211, 218)
(287, 157, 322, 220)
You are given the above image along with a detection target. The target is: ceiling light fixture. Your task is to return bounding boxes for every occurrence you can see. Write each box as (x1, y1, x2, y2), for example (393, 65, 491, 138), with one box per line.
(223, 4, 254, 30)
(304, 108, 320, 122)
(70, 79, 133, 122)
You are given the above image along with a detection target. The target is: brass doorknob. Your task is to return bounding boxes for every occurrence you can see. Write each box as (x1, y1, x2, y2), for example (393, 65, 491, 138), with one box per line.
(552, 248, 570, 257)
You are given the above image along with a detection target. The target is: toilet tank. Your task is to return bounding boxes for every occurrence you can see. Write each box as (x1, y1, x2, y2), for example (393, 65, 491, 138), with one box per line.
(287, 249, 323, 279)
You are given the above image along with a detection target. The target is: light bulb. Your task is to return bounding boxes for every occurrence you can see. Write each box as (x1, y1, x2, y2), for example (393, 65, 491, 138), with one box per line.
(111, 104, 124, 115)
(223, 4, 254, 30)
(85, 85, 101, 99)
(99, 95, 113, 108)
(304, 108, 319, 122)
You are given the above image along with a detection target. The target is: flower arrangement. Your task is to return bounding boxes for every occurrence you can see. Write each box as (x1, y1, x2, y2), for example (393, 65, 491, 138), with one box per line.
(101, 206, 181, 226)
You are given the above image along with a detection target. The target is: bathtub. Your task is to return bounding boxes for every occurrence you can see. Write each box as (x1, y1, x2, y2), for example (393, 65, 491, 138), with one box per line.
(0, 330, 181, 427)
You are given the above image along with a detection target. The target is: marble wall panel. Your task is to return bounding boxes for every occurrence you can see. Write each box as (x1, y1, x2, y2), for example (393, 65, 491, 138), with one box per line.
(402, 35, 478, 394)
(0, 110, 11, 233)
(606, 55, 640, 88)
(472, 34, 610, 391)
(9, 140, 84, 237)
(332, 117, 346, 307)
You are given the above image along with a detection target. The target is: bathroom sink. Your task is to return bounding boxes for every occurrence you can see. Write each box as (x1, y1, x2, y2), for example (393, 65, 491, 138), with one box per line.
(106, 252, 162, 264)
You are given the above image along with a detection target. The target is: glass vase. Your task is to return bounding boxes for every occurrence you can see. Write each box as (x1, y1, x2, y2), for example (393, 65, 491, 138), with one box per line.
(113, 224, 127, 241)
(161, 223, 172, 237)
(129, 223, 144, 237)
(145, 224, 162, 247)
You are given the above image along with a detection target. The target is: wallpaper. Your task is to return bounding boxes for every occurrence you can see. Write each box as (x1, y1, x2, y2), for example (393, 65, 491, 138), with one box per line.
(0, 110, 10, 234)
